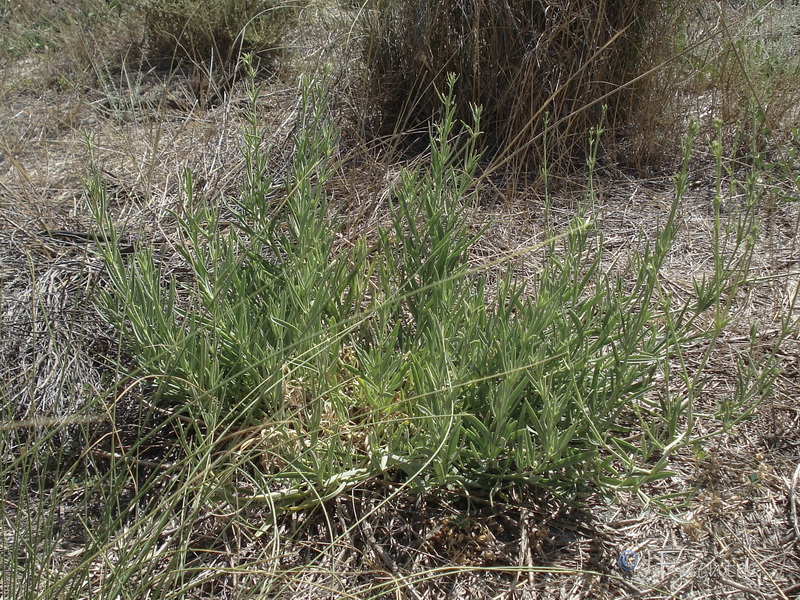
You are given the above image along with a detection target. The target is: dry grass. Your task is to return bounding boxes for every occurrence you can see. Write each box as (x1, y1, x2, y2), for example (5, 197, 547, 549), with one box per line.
(142, 0, 300, 65)
(357, 0, 688, 176)
(1, 1, 800, 598)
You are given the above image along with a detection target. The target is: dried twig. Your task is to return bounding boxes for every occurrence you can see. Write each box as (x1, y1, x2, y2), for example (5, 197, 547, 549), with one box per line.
(791, 462, 800, 541)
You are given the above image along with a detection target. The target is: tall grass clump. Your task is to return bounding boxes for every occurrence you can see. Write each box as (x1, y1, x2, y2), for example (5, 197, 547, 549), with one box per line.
(90, 72, 772, 507)
(142, 0, 301, 64)
(358, 0, 686, 171)
(0, 0, 143, 78)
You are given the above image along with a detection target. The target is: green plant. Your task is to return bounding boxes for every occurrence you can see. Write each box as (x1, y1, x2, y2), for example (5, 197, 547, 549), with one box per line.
(1, 69, 788, 600)
(90, 73, 775, 508)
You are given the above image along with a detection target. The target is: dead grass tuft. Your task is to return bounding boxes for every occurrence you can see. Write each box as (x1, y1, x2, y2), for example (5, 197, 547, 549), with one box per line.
(357, 0, 687, 175)
(142, 0, 301, 65)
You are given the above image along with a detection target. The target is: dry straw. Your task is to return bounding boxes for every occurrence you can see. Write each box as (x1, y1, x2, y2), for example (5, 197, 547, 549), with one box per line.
(142, 0, 299, 64)
(361, 0, 681, 173)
